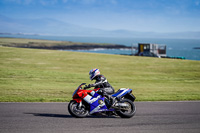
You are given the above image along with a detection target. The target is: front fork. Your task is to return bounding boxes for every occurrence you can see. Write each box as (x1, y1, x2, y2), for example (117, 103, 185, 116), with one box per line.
(77, 101, 82, 109)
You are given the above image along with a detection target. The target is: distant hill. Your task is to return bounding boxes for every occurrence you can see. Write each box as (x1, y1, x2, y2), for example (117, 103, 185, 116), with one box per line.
(0, 15, 200, 39)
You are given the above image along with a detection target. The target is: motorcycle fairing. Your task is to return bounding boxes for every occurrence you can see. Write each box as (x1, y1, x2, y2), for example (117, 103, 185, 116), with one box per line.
(89, 97, 108, 114)
(83, 91, 113, 114)
(73, 98, 82, 103)
(112, 88, 132, 98)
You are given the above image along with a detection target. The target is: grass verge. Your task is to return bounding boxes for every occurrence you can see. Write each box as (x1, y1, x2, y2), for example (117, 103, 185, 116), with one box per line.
(0, 39, 200, 102)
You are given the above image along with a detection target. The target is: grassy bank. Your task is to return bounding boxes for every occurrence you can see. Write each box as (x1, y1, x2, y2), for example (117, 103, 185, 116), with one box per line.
(0, 43, 200, 102)
(0, 37, 120, 49)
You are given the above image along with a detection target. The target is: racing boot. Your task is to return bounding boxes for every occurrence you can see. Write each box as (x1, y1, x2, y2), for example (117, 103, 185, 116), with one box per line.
(106, 95, 116, 109)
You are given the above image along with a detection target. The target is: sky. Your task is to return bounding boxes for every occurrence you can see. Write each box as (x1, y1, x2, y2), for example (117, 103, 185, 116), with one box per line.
(0, 0, 200, 33)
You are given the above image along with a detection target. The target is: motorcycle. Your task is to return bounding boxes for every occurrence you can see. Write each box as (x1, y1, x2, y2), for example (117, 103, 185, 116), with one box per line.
(68, 83, 136, 118)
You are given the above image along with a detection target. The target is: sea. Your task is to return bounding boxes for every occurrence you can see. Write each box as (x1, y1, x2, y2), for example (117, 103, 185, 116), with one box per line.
(1, 34, 200, 61)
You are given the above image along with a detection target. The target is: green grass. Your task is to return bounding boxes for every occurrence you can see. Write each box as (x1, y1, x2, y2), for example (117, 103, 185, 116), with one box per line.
(0, 39, 200, 102)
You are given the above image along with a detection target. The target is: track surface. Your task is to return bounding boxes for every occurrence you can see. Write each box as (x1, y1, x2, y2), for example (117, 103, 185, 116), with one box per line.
(0, 102, 200, 133)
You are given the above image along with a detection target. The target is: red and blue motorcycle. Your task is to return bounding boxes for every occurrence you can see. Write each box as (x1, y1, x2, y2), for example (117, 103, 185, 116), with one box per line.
(68, 83, 136, 118)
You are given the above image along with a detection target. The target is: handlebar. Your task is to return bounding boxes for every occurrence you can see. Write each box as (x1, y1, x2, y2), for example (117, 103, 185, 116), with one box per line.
(83, 85, 90, 90)
(78, 83, 91, 90)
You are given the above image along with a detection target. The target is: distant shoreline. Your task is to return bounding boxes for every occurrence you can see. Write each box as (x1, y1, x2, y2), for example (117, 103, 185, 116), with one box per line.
(17, 44, 132, 50)
(0, 37, 133, 50)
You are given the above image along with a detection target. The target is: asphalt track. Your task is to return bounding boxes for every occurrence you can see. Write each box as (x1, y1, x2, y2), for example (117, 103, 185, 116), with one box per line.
(0, 102, 200, 133)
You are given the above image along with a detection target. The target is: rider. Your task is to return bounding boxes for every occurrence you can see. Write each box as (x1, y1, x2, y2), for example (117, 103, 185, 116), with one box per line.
(87, 68, 115, 107)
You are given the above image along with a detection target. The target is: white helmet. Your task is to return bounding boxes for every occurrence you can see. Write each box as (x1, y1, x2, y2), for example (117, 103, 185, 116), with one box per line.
(89, 68, 100, 80)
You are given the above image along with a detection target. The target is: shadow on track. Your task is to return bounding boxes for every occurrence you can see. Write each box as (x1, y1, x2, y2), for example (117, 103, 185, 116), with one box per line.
(24, 113, 73, 118)
(24, 112, 117, 118)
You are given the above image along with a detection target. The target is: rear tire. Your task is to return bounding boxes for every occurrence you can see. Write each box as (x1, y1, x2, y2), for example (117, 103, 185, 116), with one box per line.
(68, 100, 89, 118)
(116, 99, 136, 118)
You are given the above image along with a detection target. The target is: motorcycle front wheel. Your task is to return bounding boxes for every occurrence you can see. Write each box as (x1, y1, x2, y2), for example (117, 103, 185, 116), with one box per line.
(116, 99, 136, 118)
(68, 100, 89, 118)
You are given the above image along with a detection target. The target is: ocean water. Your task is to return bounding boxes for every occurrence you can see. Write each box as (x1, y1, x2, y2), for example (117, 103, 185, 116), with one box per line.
(1, 34, 200, 61)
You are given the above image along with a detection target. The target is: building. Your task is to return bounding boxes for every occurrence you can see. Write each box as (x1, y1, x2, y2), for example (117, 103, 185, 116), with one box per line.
(136, 43, 166, 58)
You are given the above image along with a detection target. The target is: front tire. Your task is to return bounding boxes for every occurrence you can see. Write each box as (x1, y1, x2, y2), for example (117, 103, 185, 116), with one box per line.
(116, 99, 136, 118)
(68, 100, 89, 118)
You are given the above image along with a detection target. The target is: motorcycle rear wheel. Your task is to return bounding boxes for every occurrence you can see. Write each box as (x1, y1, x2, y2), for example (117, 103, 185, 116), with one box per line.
(68, 100, 89, 118)
(116, 99, 136, 118)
